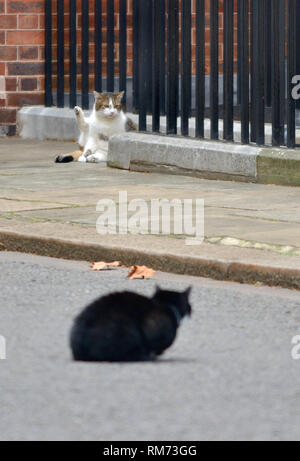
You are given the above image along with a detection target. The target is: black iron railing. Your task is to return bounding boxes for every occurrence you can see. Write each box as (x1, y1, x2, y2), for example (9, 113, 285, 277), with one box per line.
(45, 0, 298, 148)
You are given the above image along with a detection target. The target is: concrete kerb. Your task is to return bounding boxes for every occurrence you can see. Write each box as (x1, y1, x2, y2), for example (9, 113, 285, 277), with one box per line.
(1, 230, 300, 290)
(108, 132, 260, 182)
(108, 132, 300, 186)
(18, 106, 300, 186)
(17, 106, 81, 141)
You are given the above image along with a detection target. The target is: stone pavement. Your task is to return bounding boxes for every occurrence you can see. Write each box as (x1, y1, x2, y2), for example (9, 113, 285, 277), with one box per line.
(1, 137, 300, 288)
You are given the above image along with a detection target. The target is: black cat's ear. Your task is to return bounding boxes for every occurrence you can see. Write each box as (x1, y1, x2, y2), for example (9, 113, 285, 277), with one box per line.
(184, 286, 192, 299)
(155, 285, 161, 294)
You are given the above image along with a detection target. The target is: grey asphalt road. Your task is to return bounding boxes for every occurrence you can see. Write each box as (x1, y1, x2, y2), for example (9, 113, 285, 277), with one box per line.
(0, 251, 300, 441)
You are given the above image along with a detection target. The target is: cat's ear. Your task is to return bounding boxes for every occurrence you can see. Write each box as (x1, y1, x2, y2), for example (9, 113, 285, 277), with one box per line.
(155, 285, 161, 294)
(116, 91, 125, 102)
(184, 286, 192, 299)
(94, 90, 101, 100)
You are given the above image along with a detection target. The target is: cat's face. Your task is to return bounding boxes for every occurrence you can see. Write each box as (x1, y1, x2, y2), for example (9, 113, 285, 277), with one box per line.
(94, 91, 124, 119)
(153, 287, 192, 319)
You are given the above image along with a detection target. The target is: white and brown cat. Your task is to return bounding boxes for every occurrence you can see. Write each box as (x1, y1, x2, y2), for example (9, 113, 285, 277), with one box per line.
(55, 91, 137, 163)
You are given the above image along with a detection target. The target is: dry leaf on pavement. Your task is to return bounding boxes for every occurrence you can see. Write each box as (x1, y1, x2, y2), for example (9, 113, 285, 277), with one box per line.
(90, 261, 121, 271)
(128, 265, 156, 280)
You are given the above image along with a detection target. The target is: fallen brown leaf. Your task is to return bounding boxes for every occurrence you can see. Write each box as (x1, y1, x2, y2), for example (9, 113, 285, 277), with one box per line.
(128, 265, 156, 280)
(90, 261, 121, 271)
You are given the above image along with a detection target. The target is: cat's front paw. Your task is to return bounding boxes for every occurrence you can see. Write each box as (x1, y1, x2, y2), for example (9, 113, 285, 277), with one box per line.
(86, 153, 107, 163)
(78, 155, 87, 163)
(86, 154, 98, 163)
(84, 149, 92, 157)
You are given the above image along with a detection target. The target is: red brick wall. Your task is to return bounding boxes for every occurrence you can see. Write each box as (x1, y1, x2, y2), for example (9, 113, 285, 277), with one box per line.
(0, 0, 45, 135)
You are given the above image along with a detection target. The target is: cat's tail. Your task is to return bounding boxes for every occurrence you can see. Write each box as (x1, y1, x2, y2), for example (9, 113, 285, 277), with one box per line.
(55, 150, 83, 163)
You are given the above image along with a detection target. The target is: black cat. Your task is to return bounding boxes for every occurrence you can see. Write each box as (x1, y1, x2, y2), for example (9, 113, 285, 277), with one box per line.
(70, 286, 192, 362)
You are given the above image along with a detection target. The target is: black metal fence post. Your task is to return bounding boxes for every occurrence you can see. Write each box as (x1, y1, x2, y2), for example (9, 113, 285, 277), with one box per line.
(159, 0, 166, 116)
(295, 0, 300, 111)
(69, 0, 77, 108)
(119, 0, 127, 104)
(239, 0, 249, 144)
(152, 0, 162, 133)
(95, 0, 102, 93)
(107, 0, 115, 92)
(138, 0, 152, 131)
(223, 0, 234, 141)
(210, 0, 219, 140)
(81, 0, 89, 109)
(167, 0, 179, 135)
(287, 0, 296, 148)
(57, 0, 64, 108)
(250, 0, 255, 143)
(251, 0, 265, 146)
(195, 0, 205, 139)
(181, 0, 192, 137)
(264, 0, 272, 108)
(279, 0, 285, 134)
(133, 0, 140, 112)
(237, 0, 242, 106)
(271, 0, 283, 146)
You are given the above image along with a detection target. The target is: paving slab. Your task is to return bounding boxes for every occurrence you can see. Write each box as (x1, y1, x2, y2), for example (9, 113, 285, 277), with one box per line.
(1, 137, 300, 288)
